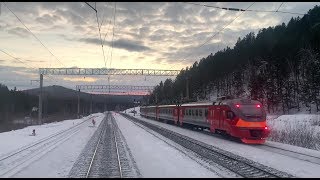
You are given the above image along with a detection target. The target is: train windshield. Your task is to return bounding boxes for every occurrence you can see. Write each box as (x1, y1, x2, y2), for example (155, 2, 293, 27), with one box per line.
(239, 104, 263, 117)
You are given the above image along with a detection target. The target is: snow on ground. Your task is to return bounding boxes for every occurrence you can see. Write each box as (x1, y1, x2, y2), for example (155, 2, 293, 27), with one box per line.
(0, 113, 105, 177)
(112, 112, 219, 178)
(121, 107, 320, 177)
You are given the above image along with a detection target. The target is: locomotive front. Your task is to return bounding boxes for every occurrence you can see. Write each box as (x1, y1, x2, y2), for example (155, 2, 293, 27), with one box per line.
(227, 99, 270, 144)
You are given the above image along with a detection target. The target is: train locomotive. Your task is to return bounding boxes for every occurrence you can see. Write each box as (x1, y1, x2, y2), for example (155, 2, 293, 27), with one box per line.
(140, 98, 270, 144)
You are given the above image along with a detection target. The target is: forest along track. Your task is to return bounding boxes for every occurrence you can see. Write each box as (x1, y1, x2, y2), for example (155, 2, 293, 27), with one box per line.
(0, 115, 97, 178)
(68, 112, 141, 178)
(120, 113, 294, 178)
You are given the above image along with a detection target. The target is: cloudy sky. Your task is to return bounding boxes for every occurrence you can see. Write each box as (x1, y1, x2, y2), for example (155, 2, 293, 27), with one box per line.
(0, 2, 319, 93)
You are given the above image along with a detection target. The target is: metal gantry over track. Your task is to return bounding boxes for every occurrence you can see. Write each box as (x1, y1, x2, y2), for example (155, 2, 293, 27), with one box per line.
(37, 68, 180, 123)
(39, 68, 180, 76)
(76, 85, 155, 92)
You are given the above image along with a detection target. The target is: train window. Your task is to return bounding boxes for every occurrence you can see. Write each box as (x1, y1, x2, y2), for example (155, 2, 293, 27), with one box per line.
(205, 109, 208, 117)
(189, 109, 191, 116)
(195, 109, 198, 116)
(227, 111, 235, 119)
(199, 109, 202, 116)
(192, 110, 194, 116)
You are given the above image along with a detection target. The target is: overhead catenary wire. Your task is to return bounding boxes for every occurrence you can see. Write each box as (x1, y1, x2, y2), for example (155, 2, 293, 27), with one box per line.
(110, 2, 116, 69)
(96, 8, 107, 68)
(98, 2, 110, 30)
(183, 2, 305, 16)
(85, 2, 107, 68)
(0, 49, 60, 85)
(276, 2, 284, 12)
(169, 2, 256, 70)
(3, 2, 66, 68)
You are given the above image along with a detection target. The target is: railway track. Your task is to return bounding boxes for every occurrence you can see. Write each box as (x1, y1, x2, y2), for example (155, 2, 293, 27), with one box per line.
(255, 144, 320, 165)
(0, 115, 95, 178)
(69, 112, 141, 178)
(140, 114, 320, 166)
(85, 112, 123, 178)
(121, 113, 294, 178)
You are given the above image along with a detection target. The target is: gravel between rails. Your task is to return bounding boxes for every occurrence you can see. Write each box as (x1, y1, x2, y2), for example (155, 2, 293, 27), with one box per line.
(68, 112, 141, 178)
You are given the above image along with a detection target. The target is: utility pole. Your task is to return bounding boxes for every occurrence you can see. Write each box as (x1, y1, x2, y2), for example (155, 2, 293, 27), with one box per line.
(133, 99, 135, 116)
(90, 94, 93, 114)
(77, 89, 80, 118)
(104, 96, 107, 112)
(38, 74, 43, 124)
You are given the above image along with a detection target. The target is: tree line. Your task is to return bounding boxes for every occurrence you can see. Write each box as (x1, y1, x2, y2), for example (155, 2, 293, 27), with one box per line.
(0, 84, 99, 124)
(148, 6, 320, 114)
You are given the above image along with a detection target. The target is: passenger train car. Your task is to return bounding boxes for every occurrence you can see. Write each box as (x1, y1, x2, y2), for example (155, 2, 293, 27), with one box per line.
(140, 98, 270, 144)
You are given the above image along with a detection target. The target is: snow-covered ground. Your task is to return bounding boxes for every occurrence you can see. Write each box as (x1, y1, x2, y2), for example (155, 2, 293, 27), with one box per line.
(267, 114, 320, 150)
(121, 106, 320, 177)
(112, 112, 220, 178)
(0, 113, 105, 178)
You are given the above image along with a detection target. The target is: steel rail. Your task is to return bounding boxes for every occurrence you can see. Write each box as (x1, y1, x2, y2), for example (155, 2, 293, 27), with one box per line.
(86, 119, 105, 178)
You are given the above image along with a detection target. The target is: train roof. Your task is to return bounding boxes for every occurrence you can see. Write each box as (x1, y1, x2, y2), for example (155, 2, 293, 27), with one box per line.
(180, 102, 214, 107)
(140, 105, 157, 108)
(181, 99, 262, 107)
(158, 104, 178, 108)
(141, 99, 262, 108)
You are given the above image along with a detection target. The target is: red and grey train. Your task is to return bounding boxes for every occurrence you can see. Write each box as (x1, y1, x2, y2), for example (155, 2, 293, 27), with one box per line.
(140, 98, 270, 144)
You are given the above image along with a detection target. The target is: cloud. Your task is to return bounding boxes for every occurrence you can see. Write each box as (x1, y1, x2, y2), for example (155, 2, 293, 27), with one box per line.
(1, 2, 319, 90)
(54, 9, 86, 25)
(24, 59, 46, 63)
(78, 38, 152, 52)
(7, 27, 30, 38)
(35, 14, 62, 25)
(63, 77, 97, 82)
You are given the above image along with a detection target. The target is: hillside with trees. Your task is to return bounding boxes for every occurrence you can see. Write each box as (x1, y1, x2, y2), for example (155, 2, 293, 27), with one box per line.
(0, 84, 143, 132)
(148, 6, 320, 114)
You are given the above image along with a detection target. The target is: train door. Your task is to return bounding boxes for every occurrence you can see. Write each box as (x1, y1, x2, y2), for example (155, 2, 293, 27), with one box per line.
(179, 107, 184, 125)
(213, 107, 220, 129)
(174, 107, 178, 124)
(219, 108, 226, 130)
